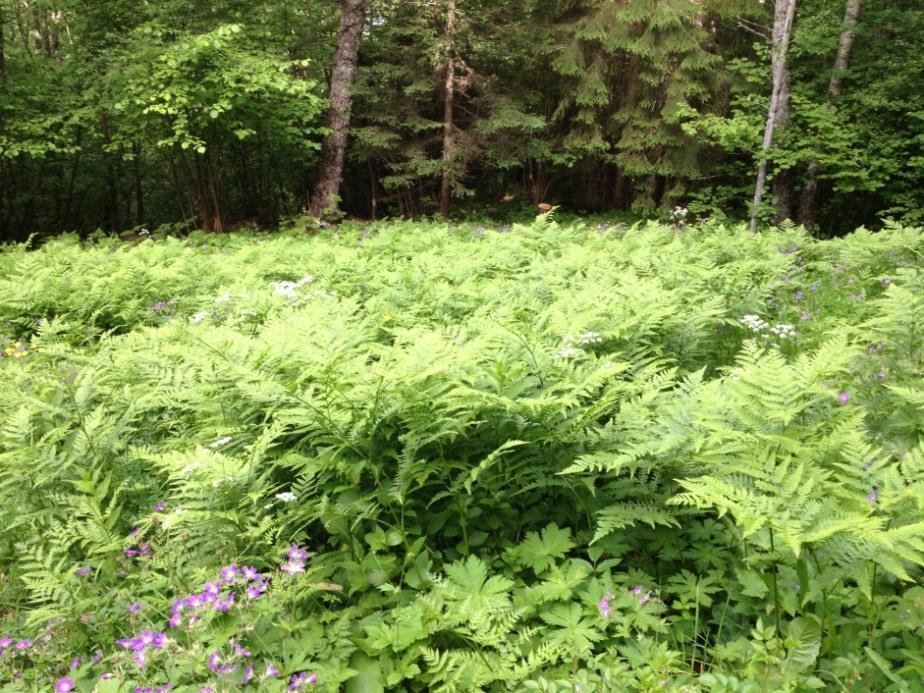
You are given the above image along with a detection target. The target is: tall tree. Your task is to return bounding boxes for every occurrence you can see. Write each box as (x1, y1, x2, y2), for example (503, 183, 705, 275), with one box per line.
(310, 0, 369, 219)
(438, 0, 457, 217)
(798, 0, 860, 227)
(749, 0, 797, 232)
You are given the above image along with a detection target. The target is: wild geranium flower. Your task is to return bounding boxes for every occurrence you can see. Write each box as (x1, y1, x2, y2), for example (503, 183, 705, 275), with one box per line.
(0, 637, 12, 654)
(800, 312, 811, 321)
(281, 559, 305, 575)
(288, 672, 319, 689)
(242, 566, 261, 581)
(638, 590, 653, 607)
(242, 665, 254, 685)
(597, 594, 612, 619)
(220, 564, 240, 582)
(54, 678, 75, 692)
(76, 565, 92, 576)
(69, 657, 81, 669)
(14, 639, 31, 650)
(265, 663, 280, 678)
(838, 391, 851, 404)
(246, 581, 268, 600)
(867, 489, 879, 503)
(794, 290, 804, 301)
(126, 602, 142, 614)
(153, 501, 166, 512)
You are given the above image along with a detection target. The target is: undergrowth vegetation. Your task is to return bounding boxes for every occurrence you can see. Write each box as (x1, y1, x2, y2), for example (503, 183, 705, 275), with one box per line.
(1, 216, 923, 691)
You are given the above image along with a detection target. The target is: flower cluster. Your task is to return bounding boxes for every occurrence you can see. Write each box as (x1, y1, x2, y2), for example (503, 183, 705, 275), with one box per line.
(554, 345, 582, 360)
(150, 299, 177, 314)
(576, 331, 603, 346)
(270, 276, 314, 298)
(2, 340, 28, 359)
(740, 315, 769, 332)
(768, 323, 796, 339)
(167, 564, 268, 629)
(289, 671, 319, 689)
(741, 315, 796, 340)
(116, 629, 168, 668)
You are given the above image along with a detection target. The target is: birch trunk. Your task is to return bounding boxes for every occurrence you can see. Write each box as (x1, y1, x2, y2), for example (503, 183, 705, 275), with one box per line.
(439, 0, 457, 217)
(798, 0, 861, 228)
(749, 0, 797, 232)
(310, 0, 368, 219)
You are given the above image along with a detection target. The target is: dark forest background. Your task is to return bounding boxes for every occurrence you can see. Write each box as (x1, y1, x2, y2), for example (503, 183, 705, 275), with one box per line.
(1, 0, 922, 240)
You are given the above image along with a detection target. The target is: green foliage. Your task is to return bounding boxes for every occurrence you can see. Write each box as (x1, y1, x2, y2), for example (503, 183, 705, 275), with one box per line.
(0, 217, 923, 689)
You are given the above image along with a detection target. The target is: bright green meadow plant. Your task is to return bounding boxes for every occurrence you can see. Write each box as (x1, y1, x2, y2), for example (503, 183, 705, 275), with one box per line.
(0, 216, 922, 691)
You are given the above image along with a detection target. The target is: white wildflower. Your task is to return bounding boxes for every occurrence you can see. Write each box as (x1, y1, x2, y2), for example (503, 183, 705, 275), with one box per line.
(555, 346, 583, 360)
(576, 331, 603, 346)
(769, 323, 796, 339)
(190, 312, 207, 324)
(741, 314, 769, 332)
(275, 492, 298, 503)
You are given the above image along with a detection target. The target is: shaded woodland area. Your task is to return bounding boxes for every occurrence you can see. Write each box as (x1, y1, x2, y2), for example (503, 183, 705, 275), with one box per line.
(1, 0, 922, 240)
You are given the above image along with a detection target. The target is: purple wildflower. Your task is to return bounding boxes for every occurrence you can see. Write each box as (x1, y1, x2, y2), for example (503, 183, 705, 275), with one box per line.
(242, 665, 255, 685)
(207, 651, 221, 673)
(76, 565, 92, 577)
(129, 527, 141, 536)
(794, 290, 804, 301)
(242, 566, 261, 581)
(800, 312, 811, 321)
(631, 585, 643, 595)
(70, 657, 81, 670)
(246, 581, 268, 600)
(0, 637, 12, 653)
(220, 564, 240, 582)
(597, 594, 612, 619)
(14, 639, 31, 650)
(54, 679, 76, 693)
(101, 673, 114, 680)
(837, 391, 851, 404)
(280, 559, 305, 575)
(867, 489, 879, 503)
(126, 602, 143, 614)
(153, 501, 166, 512)
(93, 650, 103, 663)
(231, 641, 251, 658)
(638, 590, 653, 607)
(810, 282, 819, 292)
(285, 545, 308, 563)
(213, 593, 235, 612)
(265, 663, 280, 678)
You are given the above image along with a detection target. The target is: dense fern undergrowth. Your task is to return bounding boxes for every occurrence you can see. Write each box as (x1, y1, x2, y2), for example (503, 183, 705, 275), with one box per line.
(1, 216, 923, 692)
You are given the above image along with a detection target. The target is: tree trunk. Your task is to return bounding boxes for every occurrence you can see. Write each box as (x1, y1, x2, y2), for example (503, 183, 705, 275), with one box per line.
(749, 0, 797, 232)
(772, 54, 792, 224)
(0, 0, 6, 81)
(798, 0, 860, 228)
(439, 0, 457, 217)
(133, 141, 144, 226)
(309, 0, 368, 219)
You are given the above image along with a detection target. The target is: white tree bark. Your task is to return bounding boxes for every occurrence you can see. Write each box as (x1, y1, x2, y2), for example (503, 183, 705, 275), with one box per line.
(749, 0, 798, 232)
